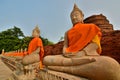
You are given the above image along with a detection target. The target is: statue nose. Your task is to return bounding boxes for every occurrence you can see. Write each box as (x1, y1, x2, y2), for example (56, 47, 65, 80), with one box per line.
(73, 16, 77, 19)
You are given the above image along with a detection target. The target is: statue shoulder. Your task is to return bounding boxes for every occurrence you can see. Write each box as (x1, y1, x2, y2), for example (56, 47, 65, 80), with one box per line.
(33, 37, 42, 42)
(89, 23, 98, 27)
(64, 31, 69, 36)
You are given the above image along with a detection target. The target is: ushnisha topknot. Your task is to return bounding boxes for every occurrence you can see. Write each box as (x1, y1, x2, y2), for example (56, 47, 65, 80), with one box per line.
(70, 3, 84, 17)
(33, 25, 40, 34)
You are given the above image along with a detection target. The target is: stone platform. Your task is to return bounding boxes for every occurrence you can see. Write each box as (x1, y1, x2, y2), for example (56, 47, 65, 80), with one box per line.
(0, 55, 13, 80)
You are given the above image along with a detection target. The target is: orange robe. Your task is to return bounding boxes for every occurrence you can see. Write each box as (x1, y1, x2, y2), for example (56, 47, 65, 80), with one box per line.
(4, 52, 25, 57)
(66, 23, 102, 54)
(28, 37, 44, 61)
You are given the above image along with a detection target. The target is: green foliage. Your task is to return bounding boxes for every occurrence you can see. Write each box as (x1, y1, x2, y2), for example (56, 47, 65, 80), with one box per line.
(0, 26, 54, 53)
(41, 37, 54, 46)
(21, 36, 32, 49)
(0, 26, 24, 52)
(0, 26, 24, 38)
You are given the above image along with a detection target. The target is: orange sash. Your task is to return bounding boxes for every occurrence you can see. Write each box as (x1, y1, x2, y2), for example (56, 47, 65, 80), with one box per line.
(66, 23, 102, 54)
(28, 37, 44, 60)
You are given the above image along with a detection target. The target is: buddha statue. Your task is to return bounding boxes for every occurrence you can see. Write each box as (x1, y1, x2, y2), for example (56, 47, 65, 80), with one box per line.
(43, 4, 120, 80)
(22, 25, 44, 69)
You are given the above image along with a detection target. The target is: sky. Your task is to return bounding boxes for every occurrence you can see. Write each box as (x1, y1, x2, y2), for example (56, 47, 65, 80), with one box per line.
(0, 0, 120, 43)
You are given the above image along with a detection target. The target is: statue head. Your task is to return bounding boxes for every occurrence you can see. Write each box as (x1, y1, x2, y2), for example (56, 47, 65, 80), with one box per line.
(70, 4, 84, 25)
(32, 25, 40, 37)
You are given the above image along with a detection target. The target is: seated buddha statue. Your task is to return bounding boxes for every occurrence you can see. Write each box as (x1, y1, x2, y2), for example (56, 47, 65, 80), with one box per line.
(22, 26, 44, 69)
(43, 4, 120, 80)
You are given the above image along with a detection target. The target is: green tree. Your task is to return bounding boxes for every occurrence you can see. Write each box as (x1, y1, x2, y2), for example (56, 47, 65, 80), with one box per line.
(0, 26, 24, 38)
(0, 26, 24, 52)
(12, 26, 24, 37)
(41, 37, 54, 46)
(21, 36, 32, 49)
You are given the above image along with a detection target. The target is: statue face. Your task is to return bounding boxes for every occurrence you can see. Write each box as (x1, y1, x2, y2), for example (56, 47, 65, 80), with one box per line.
(71, 11, 83, 25)
(32, 30, 39, 37)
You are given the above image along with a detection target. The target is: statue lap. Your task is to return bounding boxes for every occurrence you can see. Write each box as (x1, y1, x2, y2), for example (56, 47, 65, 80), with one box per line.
(43, 43, 120, 80)
(22, 53, 40, 65)
(44, 55, 120, 80)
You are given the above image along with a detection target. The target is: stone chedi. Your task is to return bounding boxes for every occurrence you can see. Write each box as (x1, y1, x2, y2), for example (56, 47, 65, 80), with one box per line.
(84, 14, 114, 32)
(101, 30, 120, 63)
(43, 4, 120, 80)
